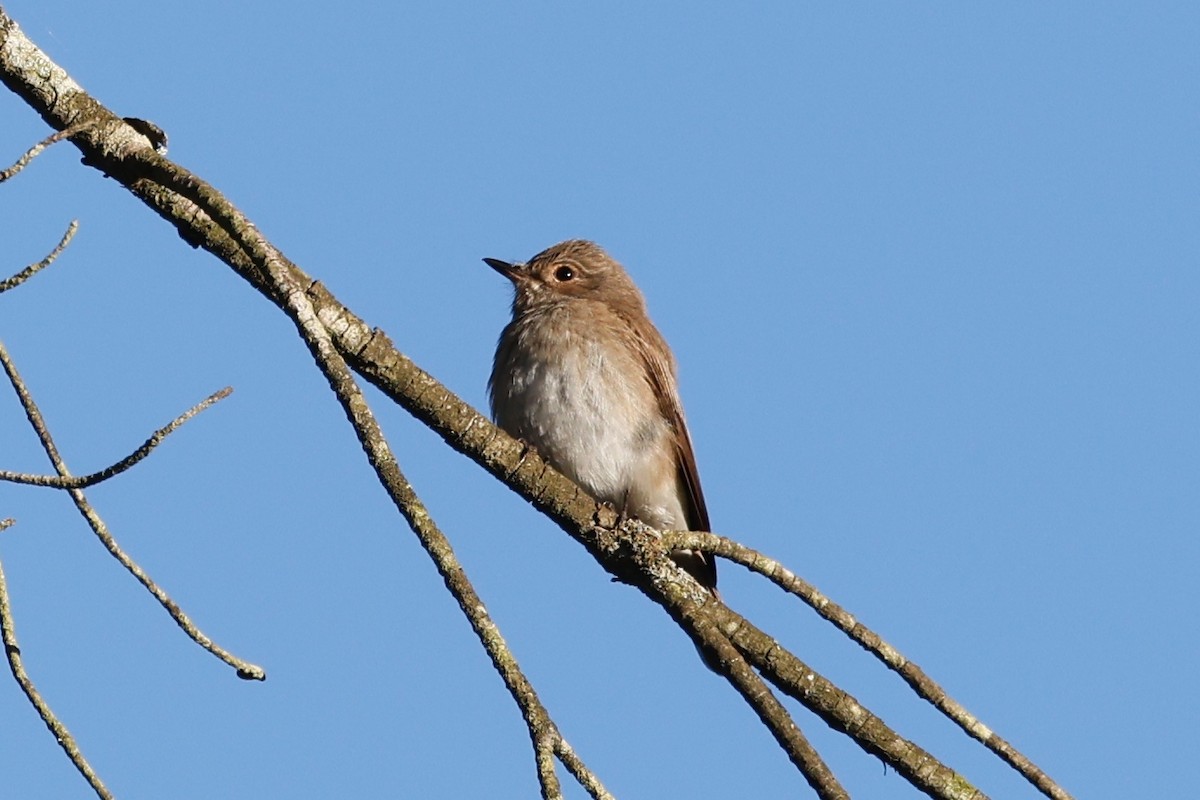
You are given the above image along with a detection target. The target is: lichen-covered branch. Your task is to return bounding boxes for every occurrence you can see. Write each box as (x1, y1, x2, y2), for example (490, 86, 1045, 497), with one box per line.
(689, 600, 849, 800)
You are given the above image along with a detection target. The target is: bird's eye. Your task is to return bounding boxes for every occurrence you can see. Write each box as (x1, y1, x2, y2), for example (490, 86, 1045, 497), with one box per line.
(554, 265, 575, 282)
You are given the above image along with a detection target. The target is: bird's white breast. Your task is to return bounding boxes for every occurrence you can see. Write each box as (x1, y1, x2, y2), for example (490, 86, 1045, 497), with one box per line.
(492, 307, 669, 512)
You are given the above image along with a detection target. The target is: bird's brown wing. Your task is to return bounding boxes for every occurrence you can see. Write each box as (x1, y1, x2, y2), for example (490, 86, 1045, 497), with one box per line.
(628, 316, 718, 591)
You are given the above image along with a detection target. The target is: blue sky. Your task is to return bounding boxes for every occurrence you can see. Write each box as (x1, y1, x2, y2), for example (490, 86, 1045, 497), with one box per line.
(1, 3, 1196, 798)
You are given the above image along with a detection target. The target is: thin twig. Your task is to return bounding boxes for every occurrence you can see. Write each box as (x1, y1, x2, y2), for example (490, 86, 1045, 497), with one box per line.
(0, 119, 99, 183)
(0, 545, 114, 799)
(0, 219, 77, 294)
(0, 342, 265, 681)
(664, 530, 1073, 800)
(0, 386, 232, 488)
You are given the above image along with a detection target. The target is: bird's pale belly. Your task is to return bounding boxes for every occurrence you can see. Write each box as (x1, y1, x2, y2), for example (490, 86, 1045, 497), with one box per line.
(495, 341, 679, 527)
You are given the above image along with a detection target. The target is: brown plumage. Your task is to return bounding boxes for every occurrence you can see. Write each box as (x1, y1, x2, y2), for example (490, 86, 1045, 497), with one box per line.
(486, 240, 716, 592)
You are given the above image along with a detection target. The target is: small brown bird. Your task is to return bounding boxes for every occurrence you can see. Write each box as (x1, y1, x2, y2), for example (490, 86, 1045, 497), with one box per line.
(485, 240, 716, 593)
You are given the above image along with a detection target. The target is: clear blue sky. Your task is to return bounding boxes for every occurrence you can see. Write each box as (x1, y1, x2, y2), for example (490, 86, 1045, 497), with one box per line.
(2, 3, 1195, 798)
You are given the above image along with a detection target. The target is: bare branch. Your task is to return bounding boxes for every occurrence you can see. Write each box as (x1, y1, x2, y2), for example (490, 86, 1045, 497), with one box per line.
(0, 10, 1074, 799)
(340, 313, 1000, 799)
(97, 132, 989, 795)
(0, 341, 265, 681)
(0, 386, 232, 488)
(0, 119, 99, 183)
(665, 530, 1074, 800)
(200, 201, 612, 799)
(708, 601, 988, 800)
(692, 603, 849, 800)
(0, 545, 114, 799)
(0, 219, 77, 294)
(57, 137, 983, 792)
(552, 738, 613, 800)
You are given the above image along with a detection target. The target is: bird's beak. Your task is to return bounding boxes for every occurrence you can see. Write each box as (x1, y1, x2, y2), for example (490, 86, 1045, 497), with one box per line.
(483, 257, 522, 282)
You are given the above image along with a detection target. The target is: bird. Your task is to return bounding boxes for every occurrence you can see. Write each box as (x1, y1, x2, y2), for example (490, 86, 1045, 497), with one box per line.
(485, 239, 717, 595)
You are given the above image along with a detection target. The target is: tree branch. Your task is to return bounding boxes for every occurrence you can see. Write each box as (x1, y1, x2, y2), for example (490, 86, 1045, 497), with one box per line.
(0, 14, 984, 796)
(0, 8, 1074, 800)
(0, 341, 265, 681)
(0, 524, 114, 800)
(664, 530, 1073, 800)
(0, 118, 99, 183)
(0, 219, 77, 294)
(173, 165, 613, 799)
(0, 386, 232, 489)
(691, 600, 849, 800)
